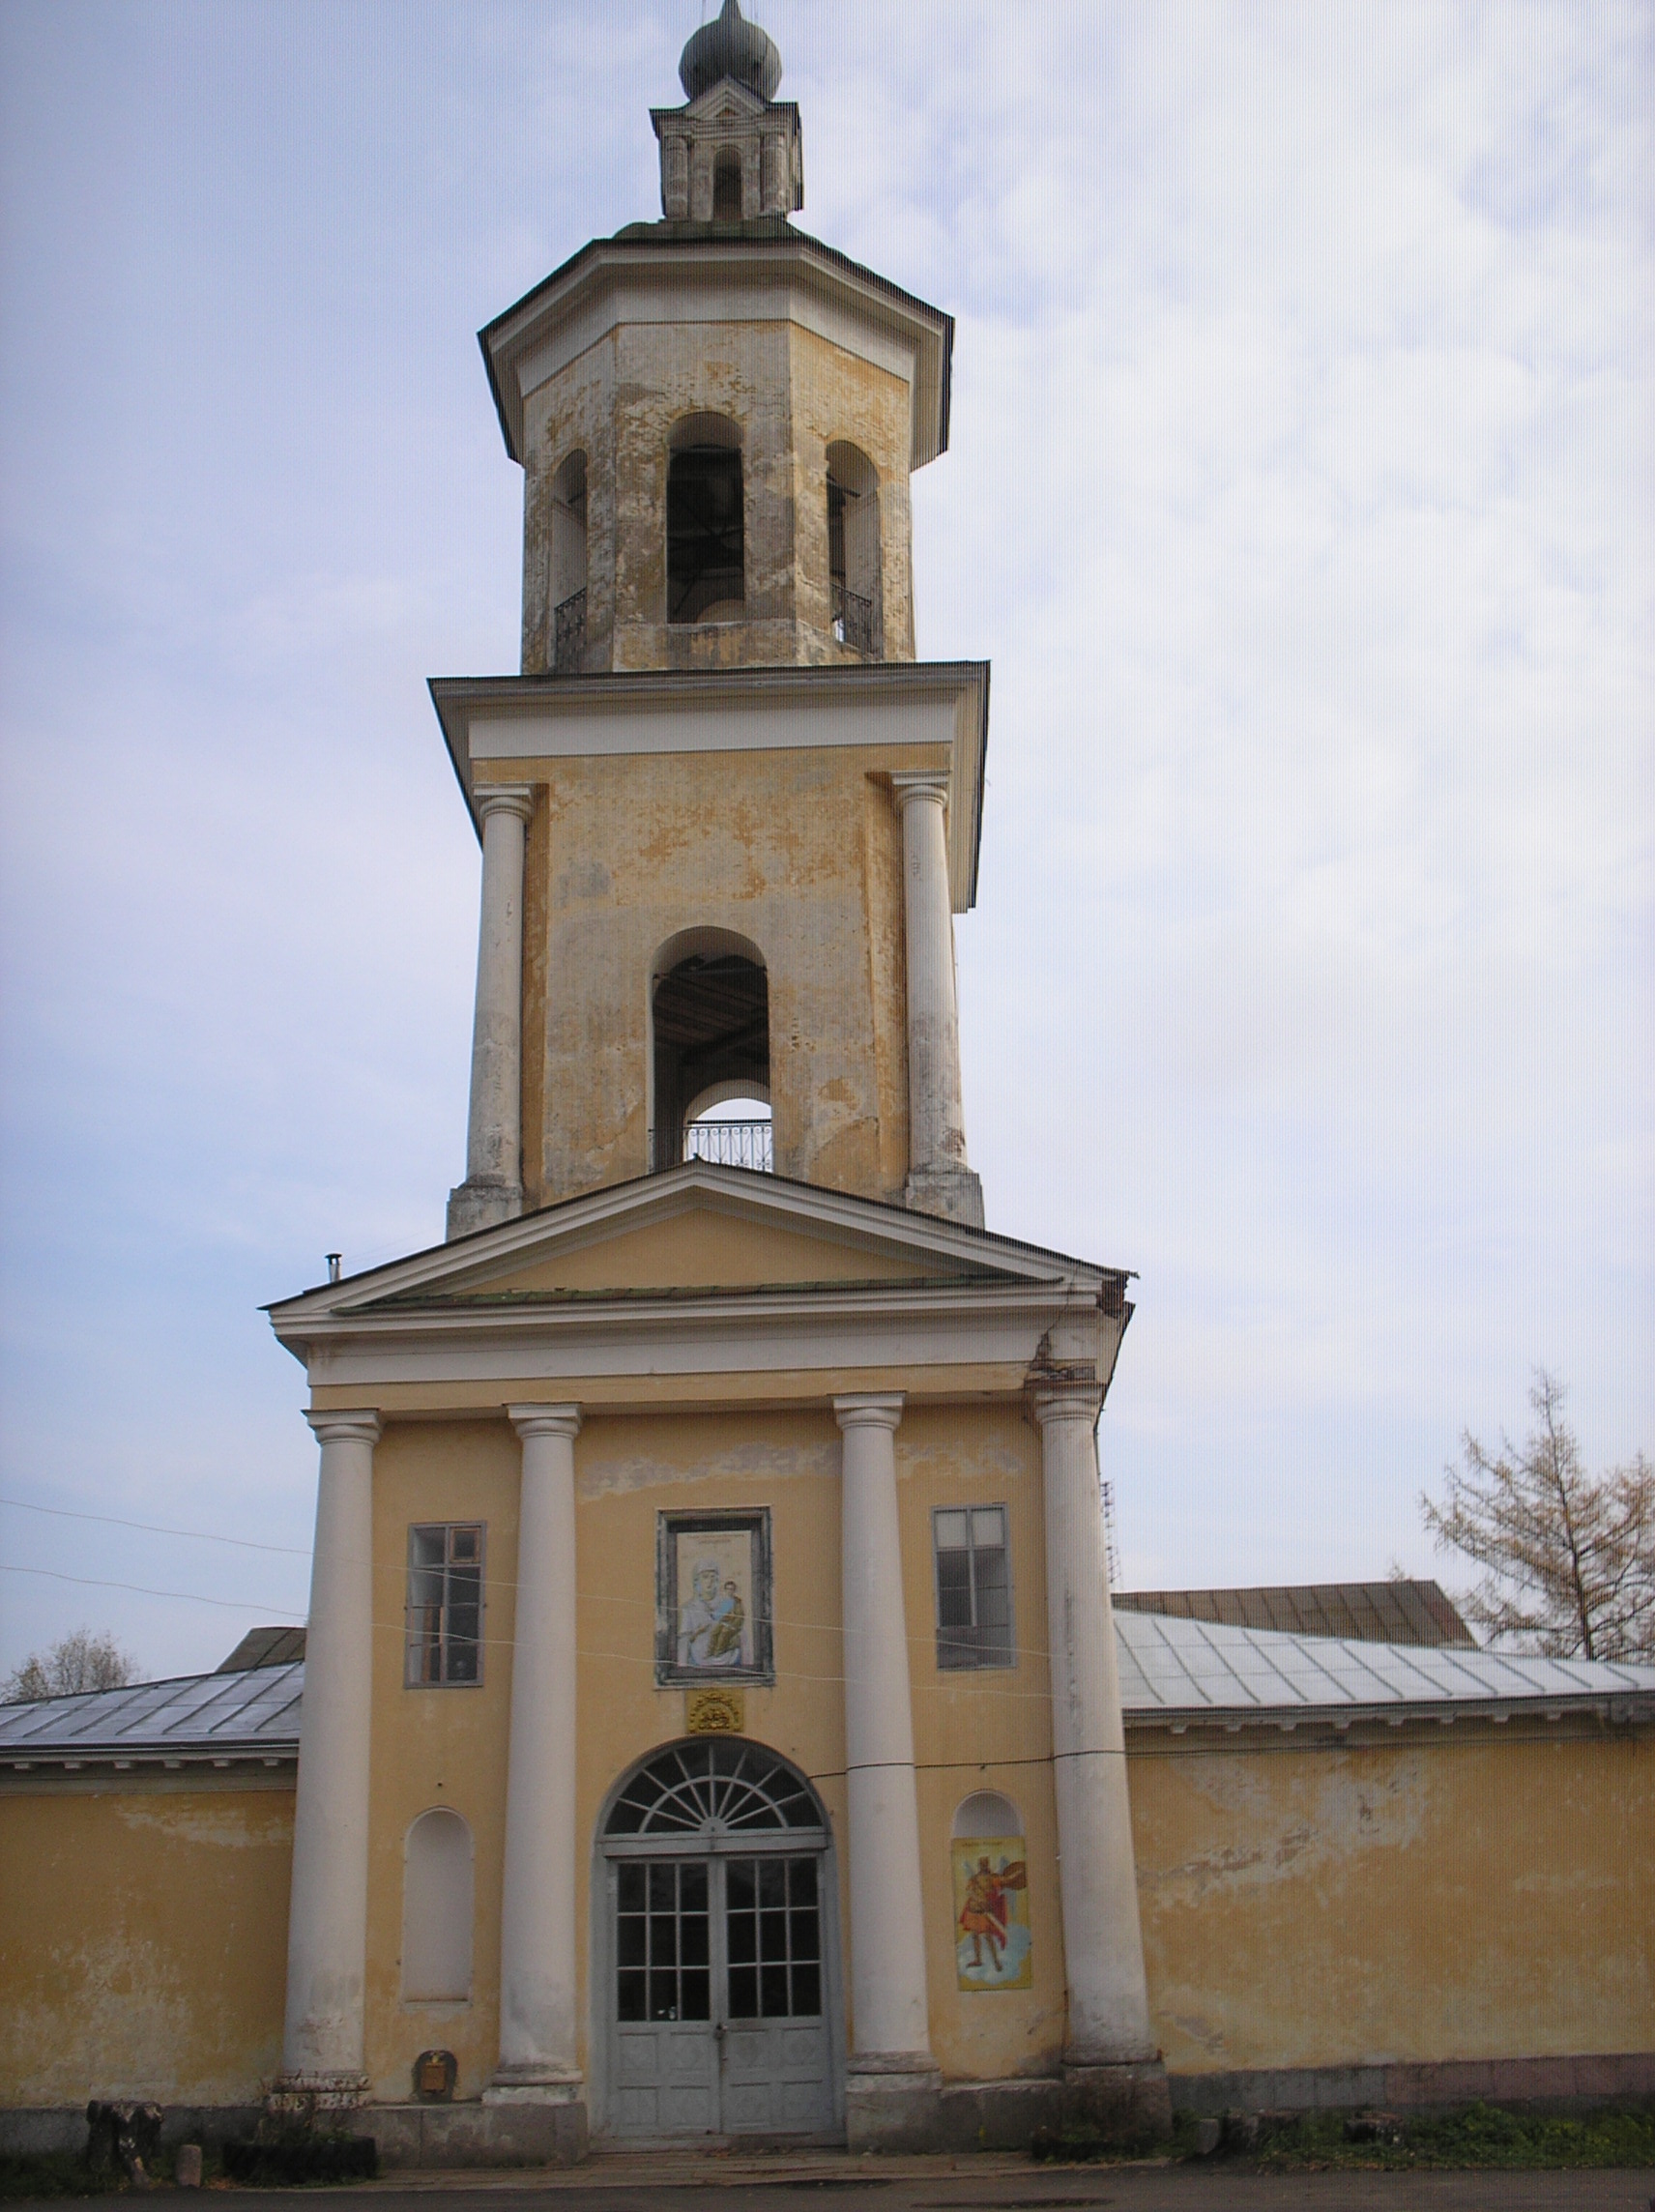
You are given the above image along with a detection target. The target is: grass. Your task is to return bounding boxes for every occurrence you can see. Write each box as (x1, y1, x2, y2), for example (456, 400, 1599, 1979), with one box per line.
(1029, 2101, 1655, 2171)
(1250, 2101, 1655, 2171)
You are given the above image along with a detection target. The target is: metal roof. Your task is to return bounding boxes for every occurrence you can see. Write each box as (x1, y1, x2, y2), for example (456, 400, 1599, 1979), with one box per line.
(0, 1661, 302, 1770)
(5, 1618, 1652, 1773)
(1116, 1610, 1655, 1729)
(1114, 1579, 1474, 1649)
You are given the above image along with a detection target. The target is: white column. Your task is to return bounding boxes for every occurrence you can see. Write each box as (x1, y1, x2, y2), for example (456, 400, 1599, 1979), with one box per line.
(1032, 1383, 1155, 2066)
(490, 1405, 583, 2102)
(448, 785, 534, 1240)
(280, 1410, 381, 2095)
(834, 1394, 934, 2070)
(891, 774, 982, 1227)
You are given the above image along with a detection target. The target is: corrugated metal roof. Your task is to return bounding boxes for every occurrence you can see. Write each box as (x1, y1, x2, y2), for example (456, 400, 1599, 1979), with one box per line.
(1115, 1610, 1655, 1726)
(3, 1622, 1651, 1770)
(0, 1661, 302, 1766)
(1114, 1579, 1474, 1648)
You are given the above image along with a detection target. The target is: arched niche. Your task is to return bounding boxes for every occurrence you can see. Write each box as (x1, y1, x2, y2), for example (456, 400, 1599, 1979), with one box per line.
(952, 1790, 1023, 1840)
(550, 449, 588, 670)
(401, 1806, 475, 2003)
(827, 441, 881, 656)
(667, 414, 744, 626)
(650, 928, 769, 1172)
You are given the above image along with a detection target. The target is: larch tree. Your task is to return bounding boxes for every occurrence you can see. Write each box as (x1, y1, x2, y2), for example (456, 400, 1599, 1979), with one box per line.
(3, 1626, 140, 1703)
(1422, 1370, 1653, 1663)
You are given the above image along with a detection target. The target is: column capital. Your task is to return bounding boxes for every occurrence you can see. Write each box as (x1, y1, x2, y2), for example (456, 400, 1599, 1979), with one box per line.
(1027, 1374, 1102, 1427)
(475, 783, 536, 826)
(508, 1403, 582, 1441)
(889, 771, 949, 813)
(305, 1409, 383, 1447)
(833, 1392, 904, 1433)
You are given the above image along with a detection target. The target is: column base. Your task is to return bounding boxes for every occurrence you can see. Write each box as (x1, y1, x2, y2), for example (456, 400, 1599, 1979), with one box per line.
(446, 1179, 524, 1239)
(266, 2075, 369, 2116)
(904, 1161, 984, 1228)
(844, 2064, 944, 2153)
(481, 2075, 583, 2106)
(1061, 2059, 1173, 2143)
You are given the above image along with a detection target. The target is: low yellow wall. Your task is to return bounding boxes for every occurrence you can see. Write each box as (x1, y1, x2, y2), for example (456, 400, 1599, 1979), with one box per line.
(4, 1694, 1647, 2111)
(1129, 1728, 1654, 2074)
(0, 1782, 292, 2107)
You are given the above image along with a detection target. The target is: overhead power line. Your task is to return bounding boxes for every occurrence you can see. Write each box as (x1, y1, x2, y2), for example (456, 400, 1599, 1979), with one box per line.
(0, 1563, 306, 1619)
(0, 1496, 311, 1557)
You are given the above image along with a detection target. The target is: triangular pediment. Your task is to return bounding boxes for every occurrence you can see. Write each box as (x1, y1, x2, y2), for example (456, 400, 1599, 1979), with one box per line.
(682, 79, 769, 125)
(269, 1163, 1116, 1326)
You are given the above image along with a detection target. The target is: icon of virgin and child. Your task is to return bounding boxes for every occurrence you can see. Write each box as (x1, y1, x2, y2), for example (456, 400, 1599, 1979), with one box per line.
(676, 1533, 752, 1670)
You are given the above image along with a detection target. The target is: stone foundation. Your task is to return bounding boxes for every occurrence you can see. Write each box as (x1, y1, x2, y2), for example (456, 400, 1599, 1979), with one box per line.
(367, 2099, 588, 2168)
(844, 2061, 1171, 2153)
(1169, 2052, 1655, 2117)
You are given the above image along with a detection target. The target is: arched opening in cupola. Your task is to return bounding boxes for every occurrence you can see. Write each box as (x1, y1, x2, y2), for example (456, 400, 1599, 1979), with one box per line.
(667, 415, 745, 625)
(711, 147, 744, 220)
(551, 449, 588, 671)
(651, 929, 770, 1172)
(827, 442, 881, 656)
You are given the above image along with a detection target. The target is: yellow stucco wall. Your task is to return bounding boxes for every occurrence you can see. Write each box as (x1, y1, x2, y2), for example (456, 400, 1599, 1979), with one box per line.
(0, 1783, 292, 2106)
(1131, 1729, 1654, 2074)
(485, 743, 919, 1209)
(518, 317, 916, 676)
(357, 1402, 1062, 2110)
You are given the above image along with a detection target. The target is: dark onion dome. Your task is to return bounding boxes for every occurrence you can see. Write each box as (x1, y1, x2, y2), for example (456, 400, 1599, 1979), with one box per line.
(680, 0, 782, 103)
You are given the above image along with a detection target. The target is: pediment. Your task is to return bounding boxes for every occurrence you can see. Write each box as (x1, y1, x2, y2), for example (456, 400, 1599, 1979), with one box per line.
(682, 79, 769, 125)
(269, 1163, 1112, 1326)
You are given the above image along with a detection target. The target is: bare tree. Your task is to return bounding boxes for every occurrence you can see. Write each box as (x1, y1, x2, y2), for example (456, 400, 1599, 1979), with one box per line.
(3, 1626, 140, 1703)
(1422, 1371, 1653, 1663)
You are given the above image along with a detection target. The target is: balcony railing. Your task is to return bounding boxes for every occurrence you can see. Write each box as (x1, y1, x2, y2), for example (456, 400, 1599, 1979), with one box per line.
(832, 581, 876, 657)
(554, 588, 587, 673)
(679, 1120, 774, 1172)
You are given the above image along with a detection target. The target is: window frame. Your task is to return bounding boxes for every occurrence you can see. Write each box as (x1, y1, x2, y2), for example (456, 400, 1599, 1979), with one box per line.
(404, 1520, 487, 1689)
(931, 1502, 1015, 1673)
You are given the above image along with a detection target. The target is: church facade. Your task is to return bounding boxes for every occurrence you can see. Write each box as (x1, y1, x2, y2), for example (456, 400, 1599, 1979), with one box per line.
(265, 5, 1162, 2155)
(3, 6, 1650, 2164)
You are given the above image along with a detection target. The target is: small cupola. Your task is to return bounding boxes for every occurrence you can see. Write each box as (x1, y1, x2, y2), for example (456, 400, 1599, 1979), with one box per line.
(652, 0, 802, 222)
(679, 0, 782, 103)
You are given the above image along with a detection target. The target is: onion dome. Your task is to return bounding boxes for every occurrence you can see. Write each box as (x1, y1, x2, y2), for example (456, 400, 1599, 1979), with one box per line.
(680, 0, 783, 104)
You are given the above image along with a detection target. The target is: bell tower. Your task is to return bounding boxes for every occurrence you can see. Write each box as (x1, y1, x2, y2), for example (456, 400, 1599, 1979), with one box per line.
(438, 3, 987, 1238)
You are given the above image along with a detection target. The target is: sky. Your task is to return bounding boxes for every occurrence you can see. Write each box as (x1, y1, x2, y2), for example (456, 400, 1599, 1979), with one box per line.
(1, 0, 1650, 1685)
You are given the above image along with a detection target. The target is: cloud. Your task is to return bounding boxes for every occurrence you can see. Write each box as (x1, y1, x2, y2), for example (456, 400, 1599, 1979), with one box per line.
(0, 0, 1649, 1673)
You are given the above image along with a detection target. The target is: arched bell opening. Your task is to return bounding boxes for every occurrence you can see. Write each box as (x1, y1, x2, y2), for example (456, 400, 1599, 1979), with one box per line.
(550, 450, 589, 671)
(668, 414, 745, 626)
(711, 146, 744, 221)
(826, 441, 881, 658)
(650, 930, 769, 1172)
(591, 1738, 842, 2141)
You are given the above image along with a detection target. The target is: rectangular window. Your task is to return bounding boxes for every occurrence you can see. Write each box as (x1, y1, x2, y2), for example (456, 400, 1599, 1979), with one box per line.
(933, 1504, 1013, 1670)
(405, 1523, 484, 1687)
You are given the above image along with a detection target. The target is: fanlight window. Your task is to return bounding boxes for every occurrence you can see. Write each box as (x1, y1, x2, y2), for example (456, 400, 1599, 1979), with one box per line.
(605, 1739, 821, 1837)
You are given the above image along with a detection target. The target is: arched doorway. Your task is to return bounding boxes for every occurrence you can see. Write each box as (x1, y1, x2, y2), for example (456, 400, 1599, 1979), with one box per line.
(595, 1738, 840, 2140)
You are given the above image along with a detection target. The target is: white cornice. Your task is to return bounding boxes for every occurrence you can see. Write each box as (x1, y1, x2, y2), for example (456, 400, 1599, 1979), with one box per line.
(282, 1279, 1111, 1398)
(429, 660, 989, 912)
(480, 230, 951, 473)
